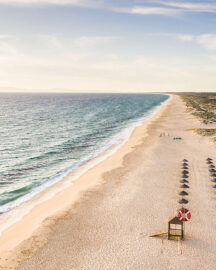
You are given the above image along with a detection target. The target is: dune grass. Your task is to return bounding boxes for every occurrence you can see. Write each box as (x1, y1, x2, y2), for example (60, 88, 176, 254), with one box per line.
(180, 94, 216, 124)
(187, 128, 216, 136)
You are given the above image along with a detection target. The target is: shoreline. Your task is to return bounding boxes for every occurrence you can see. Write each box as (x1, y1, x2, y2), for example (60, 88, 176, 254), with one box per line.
(0, 94, 172, 269)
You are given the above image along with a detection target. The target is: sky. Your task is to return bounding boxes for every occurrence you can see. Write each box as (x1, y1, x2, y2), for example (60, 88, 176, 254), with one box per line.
(0, 0, 216, 92)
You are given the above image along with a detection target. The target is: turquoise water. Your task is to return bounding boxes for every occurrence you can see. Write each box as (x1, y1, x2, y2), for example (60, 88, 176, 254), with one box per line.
(0, 93, 168, 214)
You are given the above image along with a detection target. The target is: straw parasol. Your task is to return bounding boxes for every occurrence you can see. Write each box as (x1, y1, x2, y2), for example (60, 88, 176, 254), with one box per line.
(179, 191, 188, 196)
(179, 198, 189, 204)
(181, 184, 189, 188)
(181, 179, 189, 183)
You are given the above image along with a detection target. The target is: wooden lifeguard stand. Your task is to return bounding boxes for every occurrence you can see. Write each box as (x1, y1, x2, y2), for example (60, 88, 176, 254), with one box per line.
(168, 216, 184, 240)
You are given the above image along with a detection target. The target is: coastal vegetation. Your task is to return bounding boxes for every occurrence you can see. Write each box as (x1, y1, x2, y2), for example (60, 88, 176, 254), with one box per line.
(180, 93, 216, 142)
(180, 93, 216, 124)
(186, 128, 216, 136)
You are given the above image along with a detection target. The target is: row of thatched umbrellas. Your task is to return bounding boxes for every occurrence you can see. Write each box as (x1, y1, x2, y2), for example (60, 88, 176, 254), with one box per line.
(207, 158, 216, 187)
(179, 159, 189, 205)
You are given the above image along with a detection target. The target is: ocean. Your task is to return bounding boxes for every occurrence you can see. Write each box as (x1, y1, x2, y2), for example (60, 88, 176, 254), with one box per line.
(0, 93, 168, 215)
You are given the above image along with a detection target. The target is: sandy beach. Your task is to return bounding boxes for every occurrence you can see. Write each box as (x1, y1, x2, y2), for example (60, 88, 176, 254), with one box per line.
(1, 94, 216, 270)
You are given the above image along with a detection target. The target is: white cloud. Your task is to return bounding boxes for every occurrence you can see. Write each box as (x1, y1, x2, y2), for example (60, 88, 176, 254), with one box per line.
(40, 34, 62, 48)
(118, 6, 181, 16)
(177, 34, 194, 41)
(1, 32, 216, 92)
(144, 32, 195, 41)
(0, 0, 100, 6)
(0, 0, 215, 17)
(157, 1, 216, 12)
(0, 41, 19, 57)
(149, 32, 216, 51)
(175, 33, 216, 51)
(196, 34, 216, 51)
(74, 36, 119, 48)
(132, 1, 216, 15)
(113, 1, 216, 16)
(2, 54, 216, 92)
(0, 35, 13, 39)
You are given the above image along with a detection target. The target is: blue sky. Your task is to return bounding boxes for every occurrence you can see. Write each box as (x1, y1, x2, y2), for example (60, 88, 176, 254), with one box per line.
(0, 0, 216, 92)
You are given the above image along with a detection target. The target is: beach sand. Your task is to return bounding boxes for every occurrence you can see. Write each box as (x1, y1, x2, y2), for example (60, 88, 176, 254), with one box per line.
(1, 94, 216, 270)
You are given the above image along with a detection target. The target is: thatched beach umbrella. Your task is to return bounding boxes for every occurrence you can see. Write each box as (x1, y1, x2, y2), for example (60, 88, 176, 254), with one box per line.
(182, 174, 189, 178)
(209, 164, 215, 168)
(212, 178, 216, 183)
(207, 158, 212, 161)
(209, 169, 216, 173)
(207, 161, 213, 164)
(183, 162, 188, 166)
(181, 184, 189, 188)
(179, 198, 189, 204)
(179, 191, 188, 196)
(182, 170, 189, 174)
(181, 179, 189, 183)
(183, 159, 188, 162)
